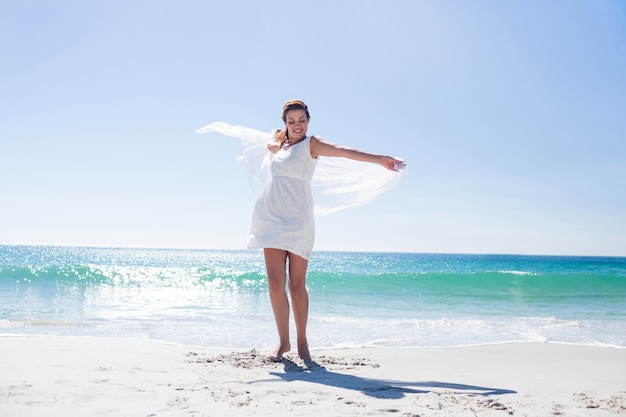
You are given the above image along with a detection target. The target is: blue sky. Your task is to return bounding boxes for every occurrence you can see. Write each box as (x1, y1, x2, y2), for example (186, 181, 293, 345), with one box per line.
(1, 0, 625, 256)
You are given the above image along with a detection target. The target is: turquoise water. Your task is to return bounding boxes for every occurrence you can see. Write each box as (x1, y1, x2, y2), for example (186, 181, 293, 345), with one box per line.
(1, 245, 625, 349)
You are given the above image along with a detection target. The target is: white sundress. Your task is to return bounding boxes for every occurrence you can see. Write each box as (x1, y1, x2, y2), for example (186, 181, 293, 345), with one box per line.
(247, 136, 318, 260)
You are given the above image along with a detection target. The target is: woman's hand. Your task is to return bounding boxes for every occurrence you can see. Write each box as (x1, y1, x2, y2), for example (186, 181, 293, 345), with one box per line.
(267, 140, 282, 154)
(380, 156, 406, 172)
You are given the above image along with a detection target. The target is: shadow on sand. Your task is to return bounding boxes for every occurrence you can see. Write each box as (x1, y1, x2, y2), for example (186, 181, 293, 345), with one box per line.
(253, 358, 517, 400)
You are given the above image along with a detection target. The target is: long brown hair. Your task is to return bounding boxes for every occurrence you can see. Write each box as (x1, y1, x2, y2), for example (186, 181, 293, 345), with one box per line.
(276, 99, 310, 147)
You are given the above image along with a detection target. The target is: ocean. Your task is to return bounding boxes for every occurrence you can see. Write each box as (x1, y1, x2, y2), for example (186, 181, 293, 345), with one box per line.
(1, 245, 625, 350)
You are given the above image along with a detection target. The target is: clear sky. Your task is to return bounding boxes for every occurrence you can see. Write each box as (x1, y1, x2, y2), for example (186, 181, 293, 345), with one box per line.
(1, 0, 625, 256)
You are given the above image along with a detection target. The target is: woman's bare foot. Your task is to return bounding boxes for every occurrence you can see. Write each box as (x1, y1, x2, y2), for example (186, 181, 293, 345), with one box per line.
(297, 340, 311, 361)
(269, 342, 291, 361)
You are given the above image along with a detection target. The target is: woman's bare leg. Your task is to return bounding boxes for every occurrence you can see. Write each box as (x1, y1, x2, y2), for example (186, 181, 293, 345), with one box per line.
(263, 248, 291, 360)
(287, 252, 311, 360)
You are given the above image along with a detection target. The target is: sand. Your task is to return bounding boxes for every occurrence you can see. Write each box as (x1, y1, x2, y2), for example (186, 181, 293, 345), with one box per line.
(1, 337, 625, 416)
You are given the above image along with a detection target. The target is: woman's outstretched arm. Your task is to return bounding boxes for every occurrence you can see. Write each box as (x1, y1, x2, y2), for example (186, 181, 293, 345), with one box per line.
(310, 136, 405, 171)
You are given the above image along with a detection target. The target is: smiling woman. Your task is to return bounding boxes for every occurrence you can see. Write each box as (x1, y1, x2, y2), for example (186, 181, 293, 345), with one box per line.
(197, 99, 406, 362)
(248, 99, 406, 362)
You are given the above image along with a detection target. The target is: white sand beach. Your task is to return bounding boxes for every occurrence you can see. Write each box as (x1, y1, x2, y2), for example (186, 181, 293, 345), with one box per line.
(1, 337, 625, 416)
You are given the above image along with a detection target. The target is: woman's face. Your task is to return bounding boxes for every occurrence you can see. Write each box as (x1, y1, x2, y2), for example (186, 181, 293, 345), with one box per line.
(285, 109, 309, 141)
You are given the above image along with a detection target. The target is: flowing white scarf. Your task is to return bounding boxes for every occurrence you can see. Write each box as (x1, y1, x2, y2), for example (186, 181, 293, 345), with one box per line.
(196, 122, 407, 216)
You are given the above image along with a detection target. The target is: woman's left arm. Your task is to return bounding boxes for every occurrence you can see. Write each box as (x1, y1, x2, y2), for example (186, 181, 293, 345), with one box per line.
(310, 136, 405, 172)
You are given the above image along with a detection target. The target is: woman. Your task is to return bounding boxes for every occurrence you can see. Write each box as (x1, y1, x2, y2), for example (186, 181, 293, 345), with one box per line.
(248, 99, 405, 361)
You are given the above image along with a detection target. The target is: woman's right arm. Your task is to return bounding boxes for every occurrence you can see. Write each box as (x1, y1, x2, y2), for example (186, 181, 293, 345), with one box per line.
(267, 129, 284, 154)
(267, 140, 281, 154)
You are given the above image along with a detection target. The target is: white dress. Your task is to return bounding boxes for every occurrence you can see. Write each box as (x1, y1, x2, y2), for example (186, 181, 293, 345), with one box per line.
(247, 136, 318, 260)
